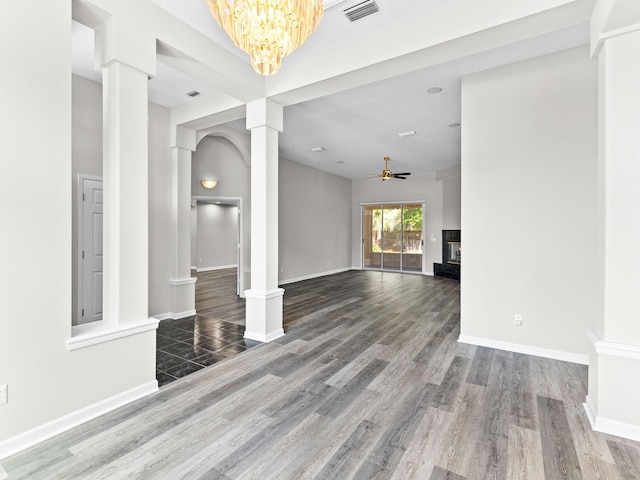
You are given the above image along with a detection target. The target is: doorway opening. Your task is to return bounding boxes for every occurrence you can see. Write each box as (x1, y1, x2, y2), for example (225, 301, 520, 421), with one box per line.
(362, 202, 424, 273)
(191, 196, 244, 297)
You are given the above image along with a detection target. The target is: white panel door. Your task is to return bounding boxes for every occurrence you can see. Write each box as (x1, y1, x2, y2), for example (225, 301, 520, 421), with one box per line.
(79, 177, 103, 324)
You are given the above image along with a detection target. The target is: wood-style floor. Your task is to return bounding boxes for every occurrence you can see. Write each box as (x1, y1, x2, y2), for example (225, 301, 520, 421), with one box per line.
(2, 270, 640, 479)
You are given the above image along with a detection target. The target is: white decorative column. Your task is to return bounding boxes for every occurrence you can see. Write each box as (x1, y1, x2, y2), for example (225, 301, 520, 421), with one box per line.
(585, 0, 640, 441)
(96, 18, 155, 326)
(169, 126, 197, 318)
(244, 99, 285, 342)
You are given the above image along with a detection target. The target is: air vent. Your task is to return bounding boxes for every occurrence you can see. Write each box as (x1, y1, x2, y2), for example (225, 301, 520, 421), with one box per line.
(186, 90, 200, 98)
(343, 0, 379, 22)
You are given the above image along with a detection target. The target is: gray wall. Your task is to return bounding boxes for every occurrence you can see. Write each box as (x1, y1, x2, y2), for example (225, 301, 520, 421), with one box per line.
(196, 203, 238, 270)
(279, 158, 353, 282)
(460, 46, 597, 358)
(443, 176, 461, 230)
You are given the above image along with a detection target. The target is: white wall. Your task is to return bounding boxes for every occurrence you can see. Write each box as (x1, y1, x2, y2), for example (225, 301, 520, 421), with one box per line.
(0, 2, 155, 448)
(279, 158, 352, 282)
(351, 172, 445, 273)
(460, 46, 598, 359)
(443, 176, 461, 230)
(196, 203, 238, 270)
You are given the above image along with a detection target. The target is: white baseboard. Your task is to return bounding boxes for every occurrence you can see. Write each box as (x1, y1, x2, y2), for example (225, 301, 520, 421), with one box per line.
(458, 334, 589, 365)
(154, 309, 197, 321)
(0, 381, 158, 460)
(584, 395, 640, 442)
(244, 329, 285, 343)
(196, 264, 237, 272)
(279, 267, 352, 286)
(348, 266, 433, 276)
(587, 329, 640, 360)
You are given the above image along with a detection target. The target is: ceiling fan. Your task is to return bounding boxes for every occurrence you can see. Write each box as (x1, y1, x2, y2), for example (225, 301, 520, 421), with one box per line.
(368, 157, 412, 180)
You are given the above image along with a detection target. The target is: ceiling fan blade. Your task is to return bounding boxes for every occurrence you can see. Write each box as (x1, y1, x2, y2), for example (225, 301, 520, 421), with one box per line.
(393, 176, 408, 179)
(393, 172, 411, 176)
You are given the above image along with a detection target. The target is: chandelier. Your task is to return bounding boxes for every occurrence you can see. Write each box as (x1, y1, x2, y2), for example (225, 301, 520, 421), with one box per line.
(206, 0, 324, 75)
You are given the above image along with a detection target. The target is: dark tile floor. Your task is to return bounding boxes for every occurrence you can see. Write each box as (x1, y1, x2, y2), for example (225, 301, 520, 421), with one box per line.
(156, 314, 261, 387)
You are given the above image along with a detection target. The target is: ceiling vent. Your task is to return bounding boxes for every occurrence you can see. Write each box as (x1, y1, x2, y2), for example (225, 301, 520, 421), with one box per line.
(186, 90, 200, 98)
(343, 0, 379, 22)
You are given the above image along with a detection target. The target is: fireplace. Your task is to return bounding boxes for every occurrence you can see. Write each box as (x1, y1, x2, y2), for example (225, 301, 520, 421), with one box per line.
(447, 241, 461, 264)
(434, 230, 461, 280)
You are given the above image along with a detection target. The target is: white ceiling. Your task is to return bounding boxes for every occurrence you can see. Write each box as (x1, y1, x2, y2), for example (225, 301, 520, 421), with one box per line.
(72, 0, 591, 180)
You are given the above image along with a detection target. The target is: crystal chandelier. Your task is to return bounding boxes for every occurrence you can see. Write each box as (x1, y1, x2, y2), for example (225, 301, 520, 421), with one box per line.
(206, 0, 324, 75)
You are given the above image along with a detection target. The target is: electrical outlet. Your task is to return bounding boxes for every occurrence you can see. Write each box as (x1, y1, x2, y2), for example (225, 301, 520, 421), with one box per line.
(0, 384, 7, 405)
(514, 314, 523, 326)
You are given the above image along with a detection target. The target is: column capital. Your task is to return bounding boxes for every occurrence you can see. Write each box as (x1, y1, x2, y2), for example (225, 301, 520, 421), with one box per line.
(94, 16, 156, 77)
(246, 98, 283, 132)
(171, 125, 197, 151)
(591, 0, 640, 56)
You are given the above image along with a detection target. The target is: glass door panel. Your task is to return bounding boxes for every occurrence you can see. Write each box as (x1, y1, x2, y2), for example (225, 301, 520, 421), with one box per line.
(401, 203, 423, 272)
(363, 205, 382, 269)
(382, 205, 402, 271)
(363, 203, 424, 273)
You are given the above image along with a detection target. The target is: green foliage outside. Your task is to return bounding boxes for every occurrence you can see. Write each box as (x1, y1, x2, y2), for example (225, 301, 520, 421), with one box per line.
(370, 206, 423, 254)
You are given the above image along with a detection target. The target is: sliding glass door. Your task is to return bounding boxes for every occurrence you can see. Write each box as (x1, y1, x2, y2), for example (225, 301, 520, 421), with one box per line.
(362, 203, 423, 273)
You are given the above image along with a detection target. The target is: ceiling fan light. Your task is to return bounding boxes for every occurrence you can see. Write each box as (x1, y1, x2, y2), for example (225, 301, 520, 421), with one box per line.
(206, 0, 324, 75)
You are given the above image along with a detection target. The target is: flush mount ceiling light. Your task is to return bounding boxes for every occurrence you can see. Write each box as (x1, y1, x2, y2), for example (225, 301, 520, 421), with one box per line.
(206, 0, 324, 75)
(427, 87, 443, 94)
(448, 122, 461, 128)
(397, 130, 417, 137)
(201, 179, 218, 189)
(310, 147, 326, 152)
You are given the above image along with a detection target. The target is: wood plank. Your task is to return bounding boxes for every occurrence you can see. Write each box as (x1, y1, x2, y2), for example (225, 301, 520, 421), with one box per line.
(506, 425, 545, 480)
(389, 407, 454, 480)
(537, 395, 583, 480)
(313, 420, 382, 480)
(607, 440, 640, 479)
(464, 346, 495, 387)
(437, 383, 486, 477)
(430, 466, 466, 480)
(431, 356, 471, 413)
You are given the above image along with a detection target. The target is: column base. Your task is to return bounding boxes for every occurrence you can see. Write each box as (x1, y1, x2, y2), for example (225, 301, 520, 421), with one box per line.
(169, 277, 196, 319)
(585, 330, 640, 442)
(244, 288, 285, 342)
